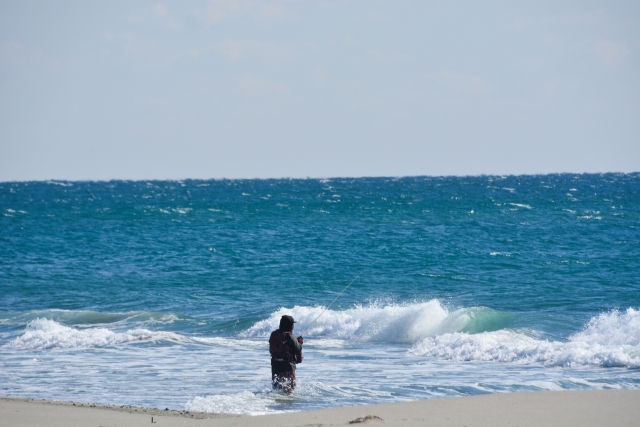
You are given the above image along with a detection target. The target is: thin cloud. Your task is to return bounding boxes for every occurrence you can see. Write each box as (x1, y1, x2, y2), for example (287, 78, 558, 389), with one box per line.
(0, 40, 24, 62)
(234, 74, 287, 94)
(201, 0, 295, 24)
(216, 40, 295, 63)
(542, 9, 604, 25)
(104, 32, 200, 67)
(428, 71, 491, 95)
(133, 95, 171, 110)
(352, 49, 412, 69)
(311, 68, 328, 88)
(512, 9, 604, 30)
(127, 4, 182, 29)
(592, 40, 629, 66)
(153, 4, 168, 18)
(0, 41, 51, 72)
(342, 35, 358, 49)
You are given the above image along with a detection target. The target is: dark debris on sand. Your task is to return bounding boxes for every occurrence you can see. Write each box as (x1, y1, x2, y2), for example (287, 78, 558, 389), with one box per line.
(349, 415, 384, 424)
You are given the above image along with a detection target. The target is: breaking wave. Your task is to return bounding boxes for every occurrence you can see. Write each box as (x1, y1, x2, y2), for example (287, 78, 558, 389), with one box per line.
(9, 305, 640, 369)
(0, 310, 189, 327)
(242, 300, 512, 343)
(409, 308, 640, 368)
(6, 318, 188, 350)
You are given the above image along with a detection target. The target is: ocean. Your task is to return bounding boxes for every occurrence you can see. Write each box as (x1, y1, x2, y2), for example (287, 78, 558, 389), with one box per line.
(1, 174, 639, 415)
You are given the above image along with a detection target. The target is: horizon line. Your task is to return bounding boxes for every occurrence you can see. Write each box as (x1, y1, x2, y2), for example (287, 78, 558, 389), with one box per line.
(1, 170, 638, 184)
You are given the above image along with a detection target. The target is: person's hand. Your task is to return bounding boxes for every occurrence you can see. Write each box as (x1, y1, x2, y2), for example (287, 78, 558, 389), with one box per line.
(297, 336, 303, 344)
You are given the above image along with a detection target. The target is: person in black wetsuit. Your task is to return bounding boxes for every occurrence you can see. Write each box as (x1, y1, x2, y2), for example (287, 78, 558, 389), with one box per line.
(269, 315, 303, 393)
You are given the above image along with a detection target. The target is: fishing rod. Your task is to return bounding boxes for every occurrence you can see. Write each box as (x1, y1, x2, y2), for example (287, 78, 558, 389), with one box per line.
(299, 273, 361, 337)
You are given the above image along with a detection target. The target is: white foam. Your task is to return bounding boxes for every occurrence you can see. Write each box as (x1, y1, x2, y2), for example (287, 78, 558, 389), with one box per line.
(490, 252, 511, 257)
(3, 310, 189, 328)
(409, 308, 640, 368)
(191, 336, 266, 349)
(173, 208, 192, 214)
(185, 392, 285, 415)
(242, 301, 505, 343)
(140, 313, 182, 325)
(572, 308, 640, 346)
(45, 181, 73, 187)
(307, 338, 346, 348)
(7, 319, 188, 350)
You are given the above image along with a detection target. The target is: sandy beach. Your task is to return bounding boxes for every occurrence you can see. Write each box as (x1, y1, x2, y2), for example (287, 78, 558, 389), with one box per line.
(2, 390, 639, 427)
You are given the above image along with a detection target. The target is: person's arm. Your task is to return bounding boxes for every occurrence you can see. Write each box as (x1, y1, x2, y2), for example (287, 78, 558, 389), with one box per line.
(285, 333, 302, 354)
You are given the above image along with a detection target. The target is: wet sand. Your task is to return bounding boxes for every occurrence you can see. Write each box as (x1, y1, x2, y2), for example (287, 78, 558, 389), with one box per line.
(2, 390, 639, 427)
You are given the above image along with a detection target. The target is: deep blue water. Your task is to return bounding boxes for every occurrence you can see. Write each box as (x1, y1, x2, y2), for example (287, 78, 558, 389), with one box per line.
(1, 174, 639, 414)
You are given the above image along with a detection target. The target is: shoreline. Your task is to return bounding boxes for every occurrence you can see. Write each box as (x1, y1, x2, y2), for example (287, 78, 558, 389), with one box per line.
(2, 390, 639, 426)
(0, 396, 234, 420)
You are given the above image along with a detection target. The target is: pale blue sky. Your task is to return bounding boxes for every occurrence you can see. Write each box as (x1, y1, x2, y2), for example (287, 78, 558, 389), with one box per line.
(1, 1, 638, 180)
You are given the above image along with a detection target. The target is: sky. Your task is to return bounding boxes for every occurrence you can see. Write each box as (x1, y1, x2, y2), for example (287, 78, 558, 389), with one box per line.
(0, 0, 638, 181)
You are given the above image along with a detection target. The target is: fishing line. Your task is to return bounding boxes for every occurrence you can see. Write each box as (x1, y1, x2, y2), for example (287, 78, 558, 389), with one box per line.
(299, 273, 361, 336)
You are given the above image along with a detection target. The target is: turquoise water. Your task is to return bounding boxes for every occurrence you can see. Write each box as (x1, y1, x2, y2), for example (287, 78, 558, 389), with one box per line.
(1, 174, 639, 414)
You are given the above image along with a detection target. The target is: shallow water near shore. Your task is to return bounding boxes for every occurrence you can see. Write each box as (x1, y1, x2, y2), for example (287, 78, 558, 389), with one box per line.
(1, 174, 639, 414)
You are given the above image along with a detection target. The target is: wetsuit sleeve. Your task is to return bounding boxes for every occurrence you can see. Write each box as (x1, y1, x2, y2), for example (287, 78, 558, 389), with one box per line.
(285, 333, 302, 355)
(268, 331, 275, 356)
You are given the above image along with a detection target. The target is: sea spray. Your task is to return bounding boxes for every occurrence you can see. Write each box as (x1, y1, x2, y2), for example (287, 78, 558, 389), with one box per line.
(243, 301, 512, 342)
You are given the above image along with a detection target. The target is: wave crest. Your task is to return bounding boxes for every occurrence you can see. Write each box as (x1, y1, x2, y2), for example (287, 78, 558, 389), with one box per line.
(7, 318, 187, 350)
(1, 310, 189, 327)
(409, 308, 640, 368)
(243, 300, 511, 343)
